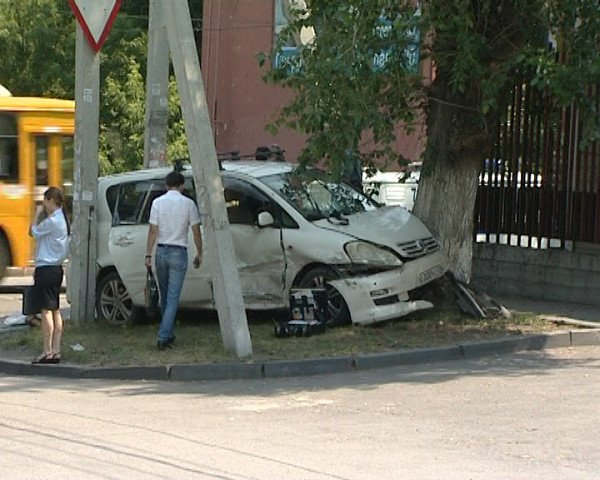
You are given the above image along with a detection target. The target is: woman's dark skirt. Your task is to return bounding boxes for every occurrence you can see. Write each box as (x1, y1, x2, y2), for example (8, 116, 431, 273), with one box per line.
(33, 265, 63, 311)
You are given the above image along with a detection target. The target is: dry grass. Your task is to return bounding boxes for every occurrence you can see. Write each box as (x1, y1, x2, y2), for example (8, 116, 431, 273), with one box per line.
(0, 305, 567, 367)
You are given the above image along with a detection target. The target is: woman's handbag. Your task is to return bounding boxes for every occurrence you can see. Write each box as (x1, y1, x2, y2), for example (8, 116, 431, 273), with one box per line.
(144, 266, 160, 311)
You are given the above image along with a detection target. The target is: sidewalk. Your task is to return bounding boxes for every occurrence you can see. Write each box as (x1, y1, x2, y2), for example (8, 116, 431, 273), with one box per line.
(496, 295, 599, 323)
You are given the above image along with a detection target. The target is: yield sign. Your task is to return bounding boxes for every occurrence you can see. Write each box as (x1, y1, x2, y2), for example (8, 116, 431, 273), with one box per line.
(68, 0, 122, 52)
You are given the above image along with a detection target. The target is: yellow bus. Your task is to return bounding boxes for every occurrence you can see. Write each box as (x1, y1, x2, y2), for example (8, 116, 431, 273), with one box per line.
(0, 96, 74, 278)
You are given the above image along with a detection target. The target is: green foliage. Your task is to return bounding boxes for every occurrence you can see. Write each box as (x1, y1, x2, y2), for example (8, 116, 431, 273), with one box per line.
(97, 33, 186, 175)
(0, 0, 200, 174)
(263, 1, 423, 177)
(263, 0, 600, 173)
(0, 0, 75, 97)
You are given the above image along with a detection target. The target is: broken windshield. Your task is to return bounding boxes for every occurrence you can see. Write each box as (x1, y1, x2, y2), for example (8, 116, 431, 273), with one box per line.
(260, 169, 379, 221)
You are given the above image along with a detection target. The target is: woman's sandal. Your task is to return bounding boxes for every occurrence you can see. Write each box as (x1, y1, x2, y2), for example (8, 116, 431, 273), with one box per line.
(32, 353, 60, 364)
(32, 353, 54, 364)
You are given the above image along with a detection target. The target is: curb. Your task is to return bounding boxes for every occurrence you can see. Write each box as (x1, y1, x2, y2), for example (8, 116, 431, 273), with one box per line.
(1, 329, 599, 382)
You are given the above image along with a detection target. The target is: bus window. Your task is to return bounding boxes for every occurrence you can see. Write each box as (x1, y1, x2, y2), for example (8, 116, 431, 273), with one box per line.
(35, 136, 49, 187)
(0, 113, 18, 182)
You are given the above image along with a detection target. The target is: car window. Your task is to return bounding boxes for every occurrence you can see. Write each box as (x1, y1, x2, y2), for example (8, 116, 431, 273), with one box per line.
(223, 178, 262, 225)
(139, 177, 196, 225)
(222, 177, 293, 227)
(278, 205, 298, 228)
(111, 181, 152, 226)
(139, 182, 166, 224)
(260, 169, 379, 221)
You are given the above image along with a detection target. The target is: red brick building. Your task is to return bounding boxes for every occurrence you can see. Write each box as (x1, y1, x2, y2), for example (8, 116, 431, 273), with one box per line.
(201, 0, 429, 166)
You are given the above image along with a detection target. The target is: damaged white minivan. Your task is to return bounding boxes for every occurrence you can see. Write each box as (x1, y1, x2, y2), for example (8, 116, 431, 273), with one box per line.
(90, 160, 447, 327)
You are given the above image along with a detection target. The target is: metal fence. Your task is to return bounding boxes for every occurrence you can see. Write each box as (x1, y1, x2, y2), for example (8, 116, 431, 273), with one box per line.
(475, 80, 600, 248)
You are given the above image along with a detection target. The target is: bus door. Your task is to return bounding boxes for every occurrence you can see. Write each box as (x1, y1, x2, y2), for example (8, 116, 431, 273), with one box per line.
(32, 134, 74, 208)
(0, 113, 20, 275)
(27, 134, 74, 265)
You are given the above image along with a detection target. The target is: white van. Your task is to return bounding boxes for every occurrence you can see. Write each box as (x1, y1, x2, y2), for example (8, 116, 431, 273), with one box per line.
(87, 161, 446, 327)
(363, 165, 421, 211)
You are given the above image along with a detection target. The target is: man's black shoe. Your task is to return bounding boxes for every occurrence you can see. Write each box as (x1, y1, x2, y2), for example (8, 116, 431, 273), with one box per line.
(166, 336, 175, 346)
(157, 340, 170, 351)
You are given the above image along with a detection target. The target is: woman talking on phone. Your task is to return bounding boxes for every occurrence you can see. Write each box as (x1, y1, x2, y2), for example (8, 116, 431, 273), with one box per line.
(29, 187, 70, 364)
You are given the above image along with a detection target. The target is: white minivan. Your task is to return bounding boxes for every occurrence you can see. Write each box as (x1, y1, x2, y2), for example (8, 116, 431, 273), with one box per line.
(88, 160, 446, 327)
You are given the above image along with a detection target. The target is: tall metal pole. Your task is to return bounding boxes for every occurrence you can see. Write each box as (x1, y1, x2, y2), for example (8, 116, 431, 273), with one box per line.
(70, 23, 99, 322)
(163, 0, 252, 358)
(143, 0, 170, 168)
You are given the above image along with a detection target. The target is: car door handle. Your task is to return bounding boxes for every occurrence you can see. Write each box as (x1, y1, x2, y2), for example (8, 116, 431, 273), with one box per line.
(113, 235, 134, 247)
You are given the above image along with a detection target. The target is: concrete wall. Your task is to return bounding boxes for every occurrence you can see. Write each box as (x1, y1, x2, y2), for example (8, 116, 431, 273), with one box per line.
(472, 243, 600, 306)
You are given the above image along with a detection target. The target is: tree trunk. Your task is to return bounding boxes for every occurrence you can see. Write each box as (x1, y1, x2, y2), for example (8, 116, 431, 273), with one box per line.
(413, 80, 498, 283)
(413, 151, 480, 283)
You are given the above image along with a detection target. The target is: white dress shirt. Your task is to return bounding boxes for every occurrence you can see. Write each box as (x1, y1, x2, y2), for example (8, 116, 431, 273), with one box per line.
(149, 190, 201, 247)
(31, 208, 70, 267)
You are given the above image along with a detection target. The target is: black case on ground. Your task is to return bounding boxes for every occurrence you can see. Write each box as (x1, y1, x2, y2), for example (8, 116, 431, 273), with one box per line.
(274, 288, 328, 338)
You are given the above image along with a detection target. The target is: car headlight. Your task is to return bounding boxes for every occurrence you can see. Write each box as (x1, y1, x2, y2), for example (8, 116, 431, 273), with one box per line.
(344, 241, 403, 267)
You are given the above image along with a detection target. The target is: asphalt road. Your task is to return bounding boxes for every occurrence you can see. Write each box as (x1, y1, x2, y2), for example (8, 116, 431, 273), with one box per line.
(1, 346, 599, 479)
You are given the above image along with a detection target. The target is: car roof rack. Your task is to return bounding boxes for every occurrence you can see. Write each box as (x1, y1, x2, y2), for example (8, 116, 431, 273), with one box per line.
(216, 145, 286, 169)
(255, 144, 285, 162)
(172, 158, 187, 173)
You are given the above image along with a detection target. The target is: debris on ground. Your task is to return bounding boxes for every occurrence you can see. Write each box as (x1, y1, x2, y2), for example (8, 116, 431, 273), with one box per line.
(448, 274, 511, 320)
(2, 312, 28, 327)
(544, 316, 600, 329)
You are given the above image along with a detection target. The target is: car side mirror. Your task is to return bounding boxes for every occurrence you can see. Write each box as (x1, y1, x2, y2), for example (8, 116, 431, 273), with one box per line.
(257, 211, 275, 227)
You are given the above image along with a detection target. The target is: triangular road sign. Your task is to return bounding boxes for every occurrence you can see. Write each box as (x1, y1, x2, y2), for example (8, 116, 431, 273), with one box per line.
(68, 0, 122, 52)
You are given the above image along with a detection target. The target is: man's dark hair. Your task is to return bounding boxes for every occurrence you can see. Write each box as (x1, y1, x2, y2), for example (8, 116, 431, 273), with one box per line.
(166, 171, 185, 188)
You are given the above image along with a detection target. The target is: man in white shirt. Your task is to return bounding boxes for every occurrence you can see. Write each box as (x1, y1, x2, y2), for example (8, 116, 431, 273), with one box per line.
(145, 171, 203, 350)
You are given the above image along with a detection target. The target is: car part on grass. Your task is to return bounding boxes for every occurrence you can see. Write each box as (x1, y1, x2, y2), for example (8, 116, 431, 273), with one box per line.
(274, 287, 329, 337)
(450, 274, 511, 320)
(274, 319, 326, 337)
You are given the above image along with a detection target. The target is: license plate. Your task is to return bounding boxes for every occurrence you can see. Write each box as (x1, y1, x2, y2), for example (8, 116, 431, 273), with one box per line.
(418, 265, 444, 285)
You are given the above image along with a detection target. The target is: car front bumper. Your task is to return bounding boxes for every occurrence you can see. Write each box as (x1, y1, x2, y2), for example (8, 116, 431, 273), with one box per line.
(329, 250, 447, 326)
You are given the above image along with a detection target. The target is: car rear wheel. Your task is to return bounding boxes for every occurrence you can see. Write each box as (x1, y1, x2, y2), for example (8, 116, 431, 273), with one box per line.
(296, 265, 351, 327)
(96, 270, 143, 326)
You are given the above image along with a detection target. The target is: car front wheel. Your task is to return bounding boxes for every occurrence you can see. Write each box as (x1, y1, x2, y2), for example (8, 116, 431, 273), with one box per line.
(296, 265, 351, 327)
(96, 270, 139, 326)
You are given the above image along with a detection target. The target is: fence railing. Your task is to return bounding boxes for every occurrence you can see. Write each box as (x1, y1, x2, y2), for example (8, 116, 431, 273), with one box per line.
(475, 79, 600, 248)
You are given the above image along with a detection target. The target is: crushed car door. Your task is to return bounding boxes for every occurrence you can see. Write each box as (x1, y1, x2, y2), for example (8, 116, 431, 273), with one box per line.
(222, 177, 286, 306)
(108, 177, 212, 308)
(107, 179, 152, 306)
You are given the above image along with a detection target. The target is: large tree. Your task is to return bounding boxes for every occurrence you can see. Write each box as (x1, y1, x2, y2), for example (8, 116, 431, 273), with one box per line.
(262, 0, 600, 282)
(0, 0, 204, 173)
(0, 1, 75, 97)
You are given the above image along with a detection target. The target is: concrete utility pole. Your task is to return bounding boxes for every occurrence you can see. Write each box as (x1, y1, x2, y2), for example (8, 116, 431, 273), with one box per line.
(68, 0, 120, 321)
(70, 23, 100, 322)
(143, 0, 169, 168)
(162, 0, 252, 357)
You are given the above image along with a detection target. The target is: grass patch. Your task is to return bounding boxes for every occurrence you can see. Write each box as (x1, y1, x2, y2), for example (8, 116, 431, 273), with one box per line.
(0, 306, 566, 367)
